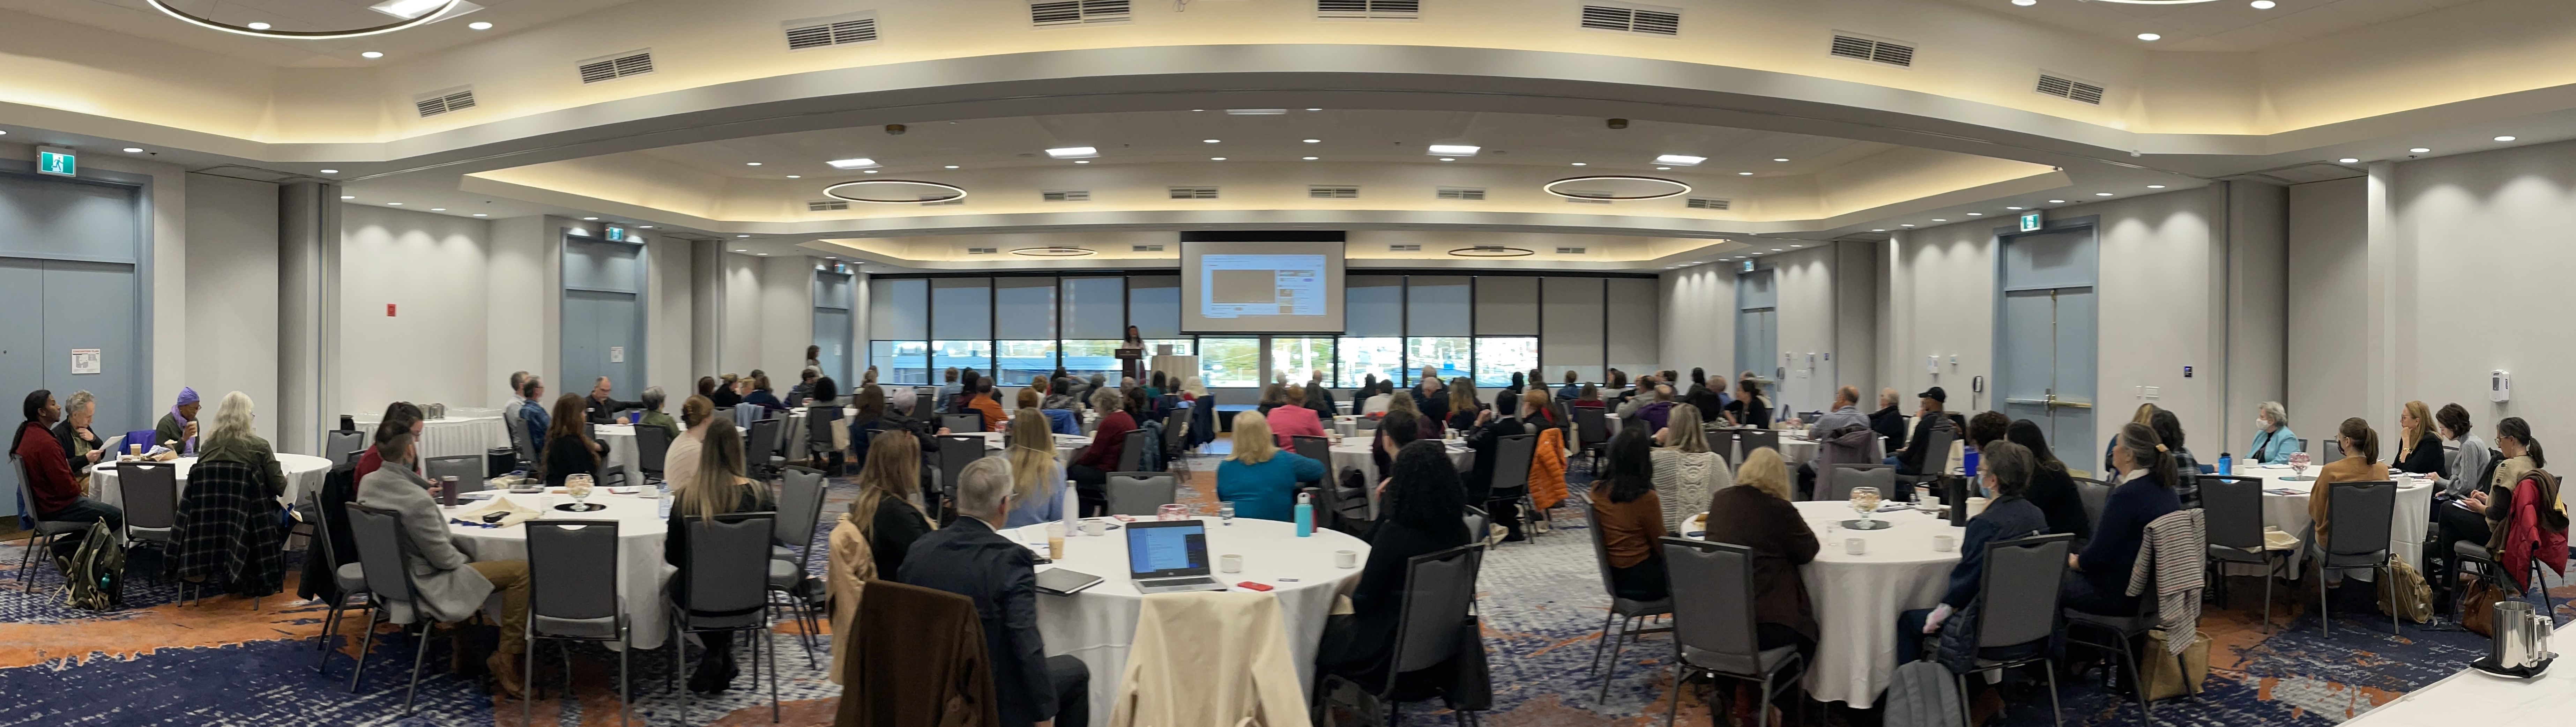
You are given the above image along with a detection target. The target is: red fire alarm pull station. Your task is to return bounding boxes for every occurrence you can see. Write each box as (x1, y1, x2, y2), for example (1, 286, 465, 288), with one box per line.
(387, 304, 397, 317)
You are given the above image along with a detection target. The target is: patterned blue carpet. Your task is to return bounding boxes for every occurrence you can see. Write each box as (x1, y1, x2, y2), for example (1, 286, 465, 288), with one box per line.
(3, 458, 2567, 726)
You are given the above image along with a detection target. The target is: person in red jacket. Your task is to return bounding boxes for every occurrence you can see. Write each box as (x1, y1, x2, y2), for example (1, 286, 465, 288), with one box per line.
(1066, 387, 1135, 517)
(13, 390, 123, 534)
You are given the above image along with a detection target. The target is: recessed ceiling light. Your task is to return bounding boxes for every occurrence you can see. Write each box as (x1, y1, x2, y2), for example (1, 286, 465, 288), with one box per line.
(826, 158, 877, 169)
(1045, 147, 1100, 159)
(2147, 185, 2166, 189)
(1426, 144, 1480, 157)
(734, 249, 748, 252)
(1306, 108, 1322, 111)
(1655, 166, 1671, 170)
(2338, 158, 2360, 163)
(386, 202, 402, 206)
(2095, 192, 2115, 196)
(340, 195, 356, 200)
(1570, 162, 1587, 166)
(472, 213, 487, 217)
(2013, 0, 2035, 5)
(757, 253, 769, 256)
(430, 208, 445, 211)
(319, 169, 338, 174)
(122, 148, 142, 153)
(1932, 218, 1948, 222)
(786, 175, 801, 179)
(2005, 206, 2023, 210)
(2049, 199, 2068, 203)
(944, 165, 960, 169)
(1303, 157, 1319, 160)
(469, 21, 493, 30)
(362, 51, 384, 58)
(1737, 172, 1754, 176)
(1203, 139, 1221, 144)
(583, 217, 598, 220)
(1966, 213, 1983, 216)
(2495, 136, 2518, 142)
(637, 225, 653, 229)
(248, 22, 271, 29)
(1303, 139, 1321, 143)
(744, 162, 762, 166)
(1872, 229, 1886, 232)
(1789, 245, 1803, 248)
(1438, 158, 1455, 162)
(1210, 157, 1227, 161)
(2410, 148, 2431, 153)
(1654, 154, 1706, 166)
(1073, 160, 1090, 164)
(736, 235, 751, 238)
(864, 170, 880, 173)
(1772, 158, 1790, 162)
(2136, 33, 2160, 42)
(2250, 0, 2275, 8)
(1771, 248, 1784, 252)
(1900, 224, 1915, 227)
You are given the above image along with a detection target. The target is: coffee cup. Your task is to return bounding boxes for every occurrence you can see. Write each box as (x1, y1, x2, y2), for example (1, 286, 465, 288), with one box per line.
(1220, 554, 1243, 573)
(1933, 534, 1957, 552)
(1080, 520, 1106, 536)
(1846, 537, 1868, 556)
(1334, 550, 1358, 568)
(1966, 496, 1991, 520)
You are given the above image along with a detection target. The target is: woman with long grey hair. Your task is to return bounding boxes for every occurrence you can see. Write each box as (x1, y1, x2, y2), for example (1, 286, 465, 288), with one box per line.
(197, 390, 289, 497)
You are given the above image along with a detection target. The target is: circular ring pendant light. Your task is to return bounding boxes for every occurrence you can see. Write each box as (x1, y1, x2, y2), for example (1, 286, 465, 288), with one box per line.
(146, 0, 462, 39)
(1541, 176, 1693, 201)
(823, 180, 968, 204)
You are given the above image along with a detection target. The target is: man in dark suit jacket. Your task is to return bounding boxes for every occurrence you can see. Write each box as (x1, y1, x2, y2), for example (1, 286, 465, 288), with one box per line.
(898, 458, 1090, 727)
(1868, 387, 1909, 453)
(1888, 387, 1967, 476)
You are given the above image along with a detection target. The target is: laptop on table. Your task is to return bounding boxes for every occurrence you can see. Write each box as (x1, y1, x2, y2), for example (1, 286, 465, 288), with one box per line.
(1125, 520, 1229, 594)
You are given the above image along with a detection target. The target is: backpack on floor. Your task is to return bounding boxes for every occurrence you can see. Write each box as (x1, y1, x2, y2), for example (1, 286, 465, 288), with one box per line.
(2378, 557, 2434, 623)
(1882, 659, 1965, 727)
(57, 520, 126, 610)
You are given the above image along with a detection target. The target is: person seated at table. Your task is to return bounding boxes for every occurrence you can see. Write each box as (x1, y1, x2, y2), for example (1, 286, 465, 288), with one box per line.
(2149, 409, 2203, 507)
(741, 374, 788, 415)
(196, 391, 289, 498)
(1887, 387, 1963, 476)
(664, 395, 715, 492)
(1591, 428, 1670, 601)
(1896, 440, 2046, 722)
(1146, 370, 1169, 400)
(1067, 387, 1135, 516)
(1267, 385, 1328, 448)
(154, 387, 203, 456)
(1441, 379, 1484, 435)
(1002, 408, 1068, 528)
(1316, 439, 1475, 687)
(16, 390, 125, 537)
(2392, 400, 2444, 476)
(706, 373, 742, 409)
(2445, 418, 2553, 591)
(583, 377, 639, 425)
(53, 390, 105, 490)
(1652, 403, 1732, 532)
(1795, 386, 1876, 496)
(1572, 384, 1606, 409)
(2101, 403, 2161, 469)
(1254, 383, 1287, 417)
(1383, 392, 1441, 442)
(1372, 408, 1427, 486)
(2248, 401, 2300, 465)
(962, 378, 1008, 433)
(2064, 423, 2183, 615)
(514, 377, 550, 462)
(1360, 380, 1393, 416)
(1700, 446, 1818, 721)
(1217, 411, 1329, 524)
(353, 426, 531, 698)
(1722, 378, 1772, 429)
(1635, 385, 1679, 434)
(2308, 417, 2392, 587)
(1041, 376, 1079, 411)
(853, 430, 936, 577)
(1869, 388, 1908, 453)
(353, 401, 426, 484)
(2005, 419, 2092, 543)
(803, 377, 845, 473)
(899, 457, 1092, 727)
(787, 367, 820, 406)
(664, 416, 777, 694)
(2434, 403, 2489, 498)
(637, 386, 681, 440)
(848, 385, 945, 478)
(538, 394, 609, 488)
(1462, 393, 1524, 525)
(1301, 379, 1337, 418)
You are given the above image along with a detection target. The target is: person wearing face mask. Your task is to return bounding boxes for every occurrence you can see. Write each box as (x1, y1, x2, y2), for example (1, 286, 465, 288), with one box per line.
(2247, 401, 2300, 465)
(1895, 440, 2046, 721)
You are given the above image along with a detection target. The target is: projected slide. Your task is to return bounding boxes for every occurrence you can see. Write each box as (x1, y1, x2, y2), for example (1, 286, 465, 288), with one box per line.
(1201, 254, 1327, 318)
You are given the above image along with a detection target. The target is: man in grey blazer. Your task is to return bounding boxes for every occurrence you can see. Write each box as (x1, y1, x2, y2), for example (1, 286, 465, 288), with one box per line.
(355, 426, 533, 698)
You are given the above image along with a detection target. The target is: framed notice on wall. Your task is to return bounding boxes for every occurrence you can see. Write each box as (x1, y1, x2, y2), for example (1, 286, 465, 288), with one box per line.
(71, 349, 100, 374)
(610, 346, 625, 363)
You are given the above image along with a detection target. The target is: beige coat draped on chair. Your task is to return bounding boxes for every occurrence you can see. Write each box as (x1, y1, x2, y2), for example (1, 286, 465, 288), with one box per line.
(1107, 591, 1309, 727)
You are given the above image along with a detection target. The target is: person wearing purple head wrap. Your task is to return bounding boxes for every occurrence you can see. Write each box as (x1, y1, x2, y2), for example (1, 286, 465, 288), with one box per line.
(154, 387, 203, 456)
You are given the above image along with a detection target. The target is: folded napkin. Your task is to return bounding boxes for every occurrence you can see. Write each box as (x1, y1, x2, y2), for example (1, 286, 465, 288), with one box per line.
(455, 498, 543, 528)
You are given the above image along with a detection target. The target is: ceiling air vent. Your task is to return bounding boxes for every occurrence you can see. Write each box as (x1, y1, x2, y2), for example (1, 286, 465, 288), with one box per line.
(576, 50, 654, 84)
(1169, 186, 1220, 199)
(1580, 3, 1680, 36)
(1318, 0, 1420, 21)
(1133, 244, 1167, 252)
(1032, 0, 1131, 27)
(967, 247, 999, 255)
(1041, 190, 1092, 202)
(1388, 244, 1423, 252)
(412, 87, 475, 118)
(920, 195, 963, 207)
(1685, 197, 1732, 210)
(2036, 72, 2106, 105)
(784, 13, 879, 50)
(807, 200, 851, 212)
(1555, 246, 1588, 254)
(1309, 185, 1360, 199)
(1829, 32, 1914, 67)
(1563, 191, 1613, 205)
(1435, 186, 1486, 200)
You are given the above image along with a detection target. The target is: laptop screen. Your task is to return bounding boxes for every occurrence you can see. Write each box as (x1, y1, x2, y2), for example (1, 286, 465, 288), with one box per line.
(1125, 520, 1210, 579)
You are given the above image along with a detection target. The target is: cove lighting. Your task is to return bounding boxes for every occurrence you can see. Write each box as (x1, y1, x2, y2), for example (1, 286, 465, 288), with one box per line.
(372, 0, 450, 19)
(2049, 199, 2068, 203)
(1737, 172, 1754, 176)
(1654, 154, 1706, 166)
(1932, 219, 1948, 222)
(1073, 161, 1090, 164)
(1655, 167, 1671, 171)
(148, 0, 455, 39)
(249, 22, 270, 29)
(430, 208, 445, 211)
(2012, 0, 2034, 5)
(1438, 158, 1455, 162)
(1966, 213, 1983, 216)
(386, 202, 402, 206)
(637, 225, 653, 229)
(864, 170, 880, 173)
(826, 158, 878, 169)
(1425, 144, 1480, 157)
(1773, 158, 1790, 162)
(2095, 192, 2115, 196)
(736, 235, 750, 238)
(944, 165, 960, 169)
(786, 175, 801, 179)
(1570, 163, 1587, 166)
(1045, 147, 1100, 159)
(472, 214, 486, 217)
(734, 250, 747, 252)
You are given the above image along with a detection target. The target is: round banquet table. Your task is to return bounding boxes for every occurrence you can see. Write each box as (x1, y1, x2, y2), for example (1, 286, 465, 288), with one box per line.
(1006, 516, 1369, 726)
(1326, 439, 1475, 517)
(352, 413, 508, 461)
(781, 406, 857, 461)
(590, 424, 643, 485)
(2228, 463, 2433, 581)
(92, 454, 335, 509)
(1754, 500, 1964, 707)
(442, 490, 673, 649)
(953, 431, 1088, 467)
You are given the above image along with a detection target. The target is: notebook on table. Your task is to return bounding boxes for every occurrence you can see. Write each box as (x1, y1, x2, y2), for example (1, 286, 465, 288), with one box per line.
(1035, 568, 1104, 595)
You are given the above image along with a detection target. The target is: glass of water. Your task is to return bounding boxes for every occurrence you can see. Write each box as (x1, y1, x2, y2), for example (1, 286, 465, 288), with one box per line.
(1218, 500, 1236, 525)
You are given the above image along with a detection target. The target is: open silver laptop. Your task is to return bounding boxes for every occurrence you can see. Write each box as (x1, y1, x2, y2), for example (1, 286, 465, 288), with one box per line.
(1124, 520, 1228, 594)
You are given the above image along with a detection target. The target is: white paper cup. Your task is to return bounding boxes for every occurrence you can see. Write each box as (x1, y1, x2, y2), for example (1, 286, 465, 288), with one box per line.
(1934, 535, 1957, 552)
(1845, 537, 1868, 556)
(1966, 497, 1991, 520)
(1080, 520, 1106, 536)
(1220, 554, 1243, 573)
(1334, 550, 1358, 568)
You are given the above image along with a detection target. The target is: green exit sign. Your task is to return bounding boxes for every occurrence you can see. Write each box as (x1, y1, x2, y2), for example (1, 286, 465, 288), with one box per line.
(2018, 210, 2044, 232)
(36, 147, 76, 177)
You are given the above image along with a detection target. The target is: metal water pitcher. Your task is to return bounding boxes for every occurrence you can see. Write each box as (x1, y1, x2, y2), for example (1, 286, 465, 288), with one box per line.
(2489, 600, 2551, 670)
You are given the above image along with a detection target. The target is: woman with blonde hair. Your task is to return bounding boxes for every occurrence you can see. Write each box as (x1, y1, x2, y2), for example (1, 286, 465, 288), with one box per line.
(1217, 410, 1326, 522)
(197, 390, 289, 497)
(663, 416, 775, 693)
(1651, 403, 1732, 530)
(2392, 400, 2444, 475)
(1445, 377, 1481, 434)
(1700, 445, 1818, 722)
(851, 430, 933, 577)
(1002, 407, 1067, 527)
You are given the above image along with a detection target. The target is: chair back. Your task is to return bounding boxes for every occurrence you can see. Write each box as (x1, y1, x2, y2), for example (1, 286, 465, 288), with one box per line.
(1824, 463, 1894, 502)
(806, 407, 837, 447)
(525, 520, 623, 636)
(324, 430, 368, 467)
(1581, 504, 1625, 601)
(342, 504, 422, 608)
(2074, 476, 2112, 532)
(2297, 437, 2310, 454)
(1462, 505, 1488, 542)
(424, 455, 484, 492)
(2325, 480, 2398, 557)
(1290, 436, 1331, 470)
(1491, 433, 1536, 494)
(1390, 544, 1483, 676)
(1973, 533, 2074, 647)
(2198, 475, 2266, 552)
(775, 466, 828, 557)
(711, 406, 735, 424)
(1917, 425, 1955, 474)
(636, 424, 671, 478)
(941, 413, 984, 434)
(2324, 439, 2343, 464)
(1118, 428, 1153, 472)
(1104, 472, 1179, 516)
(1575, 407, 1609, 446)
(118, 461, 181, 532)
(935, 436, 983, 502)
(745, 418, 784, 467)
(1662, 537, 1763, 673)
(1739, 429, 1781, 457)
(1354, 416, 1380, 431)
(678, 511, 777, 619)
(1705, 428, 1736, 468)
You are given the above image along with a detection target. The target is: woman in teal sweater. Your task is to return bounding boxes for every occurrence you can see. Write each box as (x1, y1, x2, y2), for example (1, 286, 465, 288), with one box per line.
(2248, 400, 2302, 464)
(1216, 410, 1327, 522)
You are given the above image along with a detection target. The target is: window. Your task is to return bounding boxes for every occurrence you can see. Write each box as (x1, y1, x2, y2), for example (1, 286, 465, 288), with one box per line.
(931, 340, 993, 379)
(1060, 339, 1123, 382)
(1142, 339, 1196, 357)
(1270, 337, 1336, 385)
(870, 341, 930, 385)
(1199, 338, 1262, 388)
(1407, 337, 1472, 385)
(995, 340, 1059, 386)
(1338, 337, 1404, 388)
(1473, 337, 1538, 388)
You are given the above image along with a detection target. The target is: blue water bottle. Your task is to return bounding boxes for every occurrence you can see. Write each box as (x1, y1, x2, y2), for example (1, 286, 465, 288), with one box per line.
(2217, 452, 2233, 476)
(1294, 492, 1314, 537)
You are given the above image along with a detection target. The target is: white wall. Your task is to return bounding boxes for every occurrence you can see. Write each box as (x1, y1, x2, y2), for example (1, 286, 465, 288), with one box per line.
(182, 173, 279, 441)
(1884, 223, 1997, 415)
(1771, 248, 1839, 413)
(485, 216, 552, 407)
(1659, 267, 1736, 386)
(337, 205, 495, 413)
(759, 255, 819, 381)
(2286, 178, 2368, 444)
(645, 235, 697, 408)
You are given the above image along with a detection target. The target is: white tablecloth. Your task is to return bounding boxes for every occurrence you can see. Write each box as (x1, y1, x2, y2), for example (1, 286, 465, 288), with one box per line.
(591, 424, 643, 486)
(2342, 621, 2575, 725)
(1007, 516, 1368, 726)
(1327, 440, 1474, 516)
(2233, 463, 2434, 580)
(351, 414, 509, 461)
(92, 454, 335, 509)
(1790, 500, 1963, 707)
(444, 490, 674, 649)
(782, 406, 856, 460)
(954, 431, 1088, 468)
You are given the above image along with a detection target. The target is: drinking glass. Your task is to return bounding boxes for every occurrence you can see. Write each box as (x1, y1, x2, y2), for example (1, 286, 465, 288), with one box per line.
(1849, 486, 1882, 526)
(566, 474, 594, 509)
(2290, 451, 2312, 479)
(1157, 503, 1189, 521)
(1218, 501, 1236, 525)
